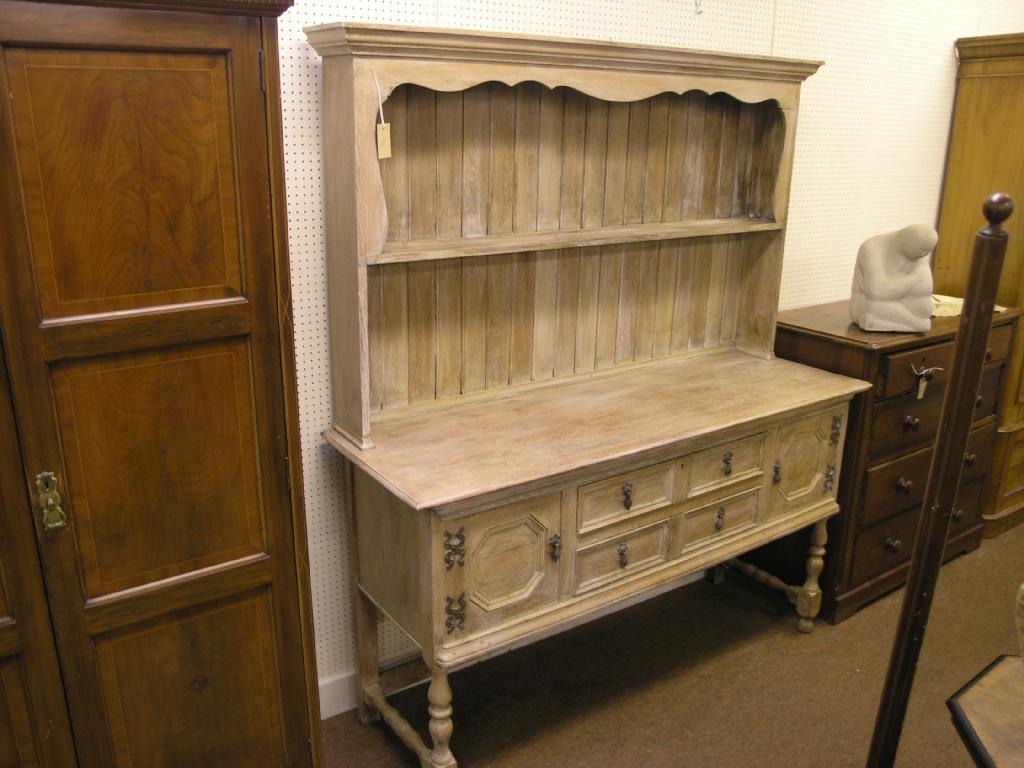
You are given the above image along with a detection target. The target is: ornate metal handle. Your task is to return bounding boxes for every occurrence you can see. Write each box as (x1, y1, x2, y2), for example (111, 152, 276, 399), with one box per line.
(548, 533, 561, 561)
(830, 414, 843, 445)
(884, 537, 903, 553)
(617, 542, 629, 568)
(773, 461, 782, 484)
(722, 452, 733, 476)
(824, 463, 836, 493)
(952, 509, 964, 523)
(35, 472, 67, 533)
(964, 452, 977, 467)
(444, 593, 466, 634)
(895, 477, 914, 495)
(443, 527, 466, 570)
(903, 415, 921, 432)
(713, 507, 726, 531)
(622, 482, 633, 510)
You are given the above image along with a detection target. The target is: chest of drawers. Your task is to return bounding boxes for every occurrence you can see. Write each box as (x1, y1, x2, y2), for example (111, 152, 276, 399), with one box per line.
(750, 300, 1020, 623)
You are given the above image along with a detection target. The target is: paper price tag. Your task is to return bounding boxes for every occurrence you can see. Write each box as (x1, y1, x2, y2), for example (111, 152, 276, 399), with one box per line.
(377, 123, 392, 159)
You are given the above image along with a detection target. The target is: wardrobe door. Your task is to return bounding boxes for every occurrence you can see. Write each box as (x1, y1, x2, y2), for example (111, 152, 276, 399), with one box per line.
(0, 3, 312, 765)
(0, 342, 77, 767)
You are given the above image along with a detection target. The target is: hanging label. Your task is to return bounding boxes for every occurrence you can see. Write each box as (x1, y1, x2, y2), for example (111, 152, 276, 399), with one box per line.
(376, 123, 392, 159)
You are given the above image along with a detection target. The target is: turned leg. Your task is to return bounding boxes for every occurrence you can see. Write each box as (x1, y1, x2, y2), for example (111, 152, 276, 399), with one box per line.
(353, 588, 382, 724)
(426, 669, 457, 767)
(795, 519, 827, 633)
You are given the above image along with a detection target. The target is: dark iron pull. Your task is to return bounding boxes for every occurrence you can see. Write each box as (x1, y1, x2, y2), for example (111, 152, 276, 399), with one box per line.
(617, 542, 628, 568)
(895, 477, 914, 495)
(622, 482, 633, 510)
(722, 452, 733, 476)
(903, 415, 921, 432)
(884, 537, 903, 553)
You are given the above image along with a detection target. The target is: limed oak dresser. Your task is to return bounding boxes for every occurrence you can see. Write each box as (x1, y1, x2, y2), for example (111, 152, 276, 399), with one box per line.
(306, 24, 870, 767)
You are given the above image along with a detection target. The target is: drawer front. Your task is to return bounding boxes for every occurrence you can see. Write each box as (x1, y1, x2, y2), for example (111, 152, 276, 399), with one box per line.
(881, 341, 954, 399)
(577, 461, 674, 535)
(862, 445, 932, 527)
(961, 422, 996, 484)
(870, 380, 945, 460)
(950, 478, 983, 534)
(681, 488, 759, 550)
(971, 365, 1001, 423)
(985, 322, 1013, 364)
(573, 520, 669, 595)
(684, 433, 766, 498)
(851, 505, 920, 586)
(449, 493, 561, 638)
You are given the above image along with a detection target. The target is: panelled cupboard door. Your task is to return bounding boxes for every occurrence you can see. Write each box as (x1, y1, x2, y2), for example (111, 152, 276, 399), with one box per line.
(0, 3, 311, 765)
(0, 341, 77, 767)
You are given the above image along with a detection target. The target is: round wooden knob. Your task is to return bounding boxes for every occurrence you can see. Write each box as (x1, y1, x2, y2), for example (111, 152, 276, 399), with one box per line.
(976, 395, 984, 408)
(964, 452, 977, 467)
(885, 537, 903, 553)
(895, 477, 914, 494)
(983, 192, 1013, 226)
(903, 415, 921, 432)
(952, 509, 964, 523)
(985, 348, 993, 361)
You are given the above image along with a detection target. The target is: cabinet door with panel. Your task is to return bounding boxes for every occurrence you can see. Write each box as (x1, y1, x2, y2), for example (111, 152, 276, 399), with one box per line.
(770, 408, 843, 518)
(0, 2, 315, 765)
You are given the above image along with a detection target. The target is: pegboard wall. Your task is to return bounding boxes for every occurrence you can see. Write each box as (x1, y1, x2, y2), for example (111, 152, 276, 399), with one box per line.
(276, 0, 1024, 717)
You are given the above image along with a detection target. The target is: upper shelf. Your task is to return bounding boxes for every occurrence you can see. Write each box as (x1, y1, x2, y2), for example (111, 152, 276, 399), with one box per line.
(370, 217, 783, 264)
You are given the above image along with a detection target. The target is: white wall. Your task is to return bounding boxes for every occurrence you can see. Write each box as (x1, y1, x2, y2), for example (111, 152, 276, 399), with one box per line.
(276, 0, 1024, 718)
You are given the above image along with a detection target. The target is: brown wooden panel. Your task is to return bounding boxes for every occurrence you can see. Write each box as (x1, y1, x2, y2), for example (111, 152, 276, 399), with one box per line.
(52, 340, 265, 598)
(5, 47, 243, 319)
(0, 658, 39, 767)
(96, 591, 284, 767)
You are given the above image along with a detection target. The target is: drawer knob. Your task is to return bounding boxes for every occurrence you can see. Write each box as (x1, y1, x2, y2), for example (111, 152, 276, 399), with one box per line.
(964, 452, 977, 467)
(773, 461, 782, 484)
(903, 415, 921, 432)
(722, 452, 733, 476)
(895, 477, 914, 495)
(975, 395, 984, 409)
(617, 541, 629, 568)
(622, 482, 633, 510)
(884, 537, 903, 553)
(952, 509, 964, 523)
(714, 507, 726, 531)
(985, 348, 993, 361)
(548, 533, 561, 561)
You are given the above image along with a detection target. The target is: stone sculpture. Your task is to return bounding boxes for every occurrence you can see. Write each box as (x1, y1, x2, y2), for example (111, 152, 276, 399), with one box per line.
(850, 224, 937, 333)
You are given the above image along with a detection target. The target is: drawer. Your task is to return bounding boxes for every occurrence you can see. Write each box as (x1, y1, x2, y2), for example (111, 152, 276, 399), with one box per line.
(870, 379, 945, 460)
(574, 520, 669, 595)
(961, 422, 996, 484)
(950, 478, 983, 534)
(985, 322, 1014, 364)
(880, 341, 954, 399)
(683, 432, 766, 498)
(577, 461, 674, 535)
(850, 505, 919, 586)
(862, 445, 932, 527)
(971, 365, 1001, 423)
(681, 488, 759, 550)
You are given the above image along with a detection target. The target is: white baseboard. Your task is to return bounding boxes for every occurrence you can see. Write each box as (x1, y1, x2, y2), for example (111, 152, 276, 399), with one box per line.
(318, 670, 358, 720)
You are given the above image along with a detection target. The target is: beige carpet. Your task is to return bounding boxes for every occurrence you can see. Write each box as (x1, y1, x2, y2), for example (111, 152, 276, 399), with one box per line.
(324, 524, 1024, 767)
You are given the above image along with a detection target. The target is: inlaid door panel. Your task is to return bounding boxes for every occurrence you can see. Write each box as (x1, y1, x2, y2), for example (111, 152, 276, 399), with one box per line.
(0, 3, 311, 765)
(770, 408, 843, 517)
(96, 590, 284, 767)
(5, 47, 244, 319)
(52, 341, 266, 597)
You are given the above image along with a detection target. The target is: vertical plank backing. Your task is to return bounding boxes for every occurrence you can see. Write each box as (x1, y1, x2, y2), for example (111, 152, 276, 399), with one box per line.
(560, 88, 586, 231)
(462, 84, 490, 237)
(461, 256, 487, 393)
(407, 261, 436, 402)
(681, 91, 707, 220)
(623, 100, 650, 225)
(406, 86, 437, 239)
(575, 247, 601, 371)
(537, 87, 565, 232)
(687, 240, 711, 349)
(381, 263, 409, 407)
(489, 84, 516, 235)
(636, 96, 670, 358)
(733, 104, 756, 218)
(513, 83, 541, 234)
(510, 252, 536, 384)
(533, 251, 558, 380)
(581, 97, 609, 230)
(652, 240, 679, 356)
(663, 94, 689, 223)
(700, 94, 725, 219)
(435, 91, 464, 397)
(671, 241, 695, 351)
(380, 85, 409, 241)
(485, 254, 514, 387)
(554, 249, 580, 376)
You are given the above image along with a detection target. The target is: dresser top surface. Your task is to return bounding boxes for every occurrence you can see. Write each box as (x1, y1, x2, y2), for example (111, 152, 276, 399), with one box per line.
(327, 350, 869, 513)
(777, 300, 1020, 351)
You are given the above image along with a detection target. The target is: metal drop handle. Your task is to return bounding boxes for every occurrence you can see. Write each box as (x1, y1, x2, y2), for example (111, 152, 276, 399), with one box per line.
(35, 472, 67, 533)
(622, 482, 633, 510)
(713, 508, 726, 531)
(617, 542, 629, 568)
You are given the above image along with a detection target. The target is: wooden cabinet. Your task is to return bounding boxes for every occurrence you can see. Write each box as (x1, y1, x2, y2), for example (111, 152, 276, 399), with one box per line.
(0, 1, 322, 765)
(751, 300, 1020, 623)
(934, 33, 1024, 537)
(308, 23, 869, 767)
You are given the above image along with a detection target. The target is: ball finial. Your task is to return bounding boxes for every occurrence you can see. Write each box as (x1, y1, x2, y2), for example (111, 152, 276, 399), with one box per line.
(983, 193, 1013, 227)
